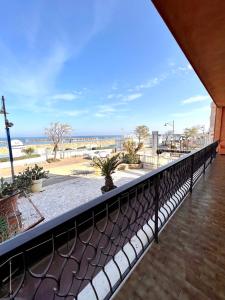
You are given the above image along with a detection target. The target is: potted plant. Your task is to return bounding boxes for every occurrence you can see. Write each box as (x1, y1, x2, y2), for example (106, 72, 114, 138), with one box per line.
(22, 164, 49, 193)
(14, 171, 33, 195)
(92, 153, 122, 194)
(0, 178, 19, 217)
(122, 140, 143, 169)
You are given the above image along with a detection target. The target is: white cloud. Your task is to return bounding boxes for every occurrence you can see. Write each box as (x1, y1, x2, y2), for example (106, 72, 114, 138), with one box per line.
(135, 78, 160, 90)
(107, 94, 114, 99)
(94, 101, 129, 118)
(181, 95, 210, 105)
(94, 105, 116, 118)
(95, 113, 106, 118)
(98, 105, 116, 113)
(51, 93, 79, 101)
(122, 93, 142, 102)
(171, 63, 194, 75)
(63, 110, 88, 117)
(187, 63, 193, 70)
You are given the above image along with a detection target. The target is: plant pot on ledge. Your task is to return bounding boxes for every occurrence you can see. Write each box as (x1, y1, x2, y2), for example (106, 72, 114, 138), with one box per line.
(20, 164, 49, 193)
(101, 185, 117, 195)
(31, 179, 43, 193)
(92, 153, 122, 194)
(128, 163, 143, 169)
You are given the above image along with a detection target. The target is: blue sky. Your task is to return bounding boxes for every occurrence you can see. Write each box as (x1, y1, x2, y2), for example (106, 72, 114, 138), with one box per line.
(0, 0, 212, 137)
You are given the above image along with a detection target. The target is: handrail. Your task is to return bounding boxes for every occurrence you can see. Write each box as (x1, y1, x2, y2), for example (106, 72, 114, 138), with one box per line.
(0, 144, 210, 255)
(0, 141, 218, 300)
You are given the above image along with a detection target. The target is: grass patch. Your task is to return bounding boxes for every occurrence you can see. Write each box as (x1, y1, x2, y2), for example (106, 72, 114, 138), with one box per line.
(0, 154, 40, 163)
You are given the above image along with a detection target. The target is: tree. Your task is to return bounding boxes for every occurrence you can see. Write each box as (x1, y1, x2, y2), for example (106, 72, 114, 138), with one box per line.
(184, 126, 200, 138)
(92, 153, 122, 193)
(164, 130, 173, 146)
(123, 140, 143, 164)
(22, 147, 35, 157)
(45, 122, 72, 160)
(134, 125, 150, 143)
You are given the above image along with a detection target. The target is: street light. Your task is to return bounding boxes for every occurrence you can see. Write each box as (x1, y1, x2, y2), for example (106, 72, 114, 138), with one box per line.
(170, 137, 173, 149)
(0, 96, 14, 179)
(164, 120, 175, 135)
(179, 137, 183, 150)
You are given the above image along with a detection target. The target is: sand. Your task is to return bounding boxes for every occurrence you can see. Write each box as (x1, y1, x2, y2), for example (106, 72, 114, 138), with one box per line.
(0, 156, 92, 177)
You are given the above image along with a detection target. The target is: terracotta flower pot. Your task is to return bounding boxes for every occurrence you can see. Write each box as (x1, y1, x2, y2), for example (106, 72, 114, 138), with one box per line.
(0, 194, 19, 217)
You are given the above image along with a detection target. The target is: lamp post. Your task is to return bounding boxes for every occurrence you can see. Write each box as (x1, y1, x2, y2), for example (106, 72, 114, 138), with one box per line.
(0, 96, 14, 180)
(164, 120, 175, 148)
(170, 137, 173, 150)
(187, 137, 190, 150)
(164, 120, 175, 135)
(179, 137, 183, 151)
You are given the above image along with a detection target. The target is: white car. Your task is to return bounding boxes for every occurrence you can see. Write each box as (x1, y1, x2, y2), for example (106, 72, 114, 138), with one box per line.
(84, 151, 110, 160)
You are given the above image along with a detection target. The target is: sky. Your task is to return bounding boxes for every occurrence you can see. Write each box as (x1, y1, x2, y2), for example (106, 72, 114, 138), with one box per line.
(0, 0, 212, 137)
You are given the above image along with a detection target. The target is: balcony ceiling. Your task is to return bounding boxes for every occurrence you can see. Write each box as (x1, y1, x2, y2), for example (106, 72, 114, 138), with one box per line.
(152, 0, 225, 107)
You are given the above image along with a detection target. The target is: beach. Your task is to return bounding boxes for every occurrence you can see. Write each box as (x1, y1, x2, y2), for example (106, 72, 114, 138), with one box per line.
(0, 137, 117, 155)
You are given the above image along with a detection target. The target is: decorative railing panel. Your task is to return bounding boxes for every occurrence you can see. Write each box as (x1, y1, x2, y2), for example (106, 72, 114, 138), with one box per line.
(0, 141, 218, 300)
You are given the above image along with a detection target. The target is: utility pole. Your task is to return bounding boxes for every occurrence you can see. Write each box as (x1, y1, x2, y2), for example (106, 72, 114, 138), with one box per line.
(0, 96, 14, 180)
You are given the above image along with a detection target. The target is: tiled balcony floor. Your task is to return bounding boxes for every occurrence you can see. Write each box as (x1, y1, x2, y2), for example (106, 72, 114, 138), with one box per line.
(114, 155, 225, 300)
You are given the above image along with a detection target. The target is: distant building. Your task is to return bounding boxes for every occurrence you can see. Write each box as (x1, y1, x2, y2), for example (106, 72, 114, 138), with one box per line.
(11, 139, 24, 157)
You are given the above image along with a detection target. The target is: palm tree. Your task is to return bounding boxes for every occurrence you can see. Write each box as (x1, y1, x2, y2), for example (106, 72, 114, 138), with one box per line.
(93, 153, 122, 193)
(123, 140, 143, 164)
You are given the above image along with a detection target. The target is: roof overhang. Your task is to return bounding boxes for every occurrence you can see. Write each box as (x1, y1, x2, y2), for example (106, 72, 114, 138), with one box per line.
(152, 0, 225, 107)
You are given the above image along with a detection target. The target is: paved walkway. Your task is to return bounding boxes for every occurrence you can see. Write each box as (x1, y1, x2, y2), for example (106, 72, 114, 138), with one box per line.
(114, 155, 225, 300)
(18, 169, 150, 228)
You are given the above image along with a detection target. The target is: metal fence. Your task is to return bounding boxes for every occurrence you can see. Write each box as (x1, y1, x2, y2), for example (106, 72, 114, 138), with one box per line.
(0, 141, 218, 300)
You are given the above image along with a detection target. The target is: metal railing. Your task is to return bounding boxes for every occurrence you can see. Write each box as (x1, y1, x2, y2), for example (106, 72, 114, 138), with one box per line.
(0, 141, 218, 300)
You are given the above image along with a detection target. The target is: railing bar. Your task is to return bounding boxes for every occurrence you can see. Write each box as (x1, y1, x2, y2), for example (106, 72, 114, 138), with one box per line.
(0, 141, 218, 300)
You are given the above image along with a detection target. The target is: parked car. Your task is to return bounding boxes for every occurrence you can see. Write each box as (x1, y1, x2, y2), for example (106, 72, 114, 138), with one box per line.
(84, 151, 110, 160)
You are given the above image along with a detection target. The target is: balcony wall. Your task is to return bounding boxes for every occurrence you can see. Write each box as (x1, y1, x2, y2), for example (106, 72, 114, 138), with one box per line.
(214, 106, 225, 154)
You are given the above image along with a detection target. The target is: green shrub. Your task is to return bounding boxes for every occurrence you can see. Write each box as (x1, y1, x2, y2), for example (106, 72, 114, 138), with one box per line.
(0, 154, 40, 163)
(122, 140, 142, 164)
(22, 164, 49, 180)
(0, 178, 18, 199)
(22, 147, 35, 157)
(122, 153, 141, 164)
(15, 164, 49, 194)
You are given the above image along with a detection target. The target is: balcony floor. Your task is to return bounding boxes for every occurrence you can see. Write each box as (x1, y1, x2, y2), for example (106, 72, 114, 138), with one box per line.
(114, 155, 225, 300)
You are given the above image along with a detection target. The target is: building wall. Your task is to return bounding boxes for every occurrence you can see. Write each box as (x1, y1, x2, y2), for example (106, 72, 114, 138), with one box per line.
(214, 106, 225, 154)
(209, 102, 216, 140)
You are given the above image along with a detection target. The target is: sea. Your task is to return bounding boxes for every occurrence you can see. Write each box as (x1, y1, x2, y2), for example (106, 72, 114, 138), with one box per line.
(0, 135, 122, 148)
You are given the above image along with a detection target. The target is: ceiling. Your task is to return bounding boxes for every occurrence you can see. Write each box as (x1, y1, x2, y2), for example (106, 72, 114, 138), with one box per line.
(152, 0, 225, 107)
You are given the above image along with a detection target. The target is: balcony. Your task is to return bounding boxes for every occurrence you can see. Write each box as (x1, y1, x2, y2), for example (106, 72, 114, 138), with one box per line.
(0, 142, 219, 299)
(115, 150, 225, 300)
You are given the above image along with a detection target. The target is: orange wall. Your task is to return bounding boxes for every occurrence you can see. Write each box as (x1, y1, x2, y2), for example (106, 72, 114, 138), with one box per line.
(214, 106, 225, 154)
